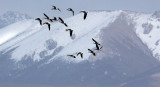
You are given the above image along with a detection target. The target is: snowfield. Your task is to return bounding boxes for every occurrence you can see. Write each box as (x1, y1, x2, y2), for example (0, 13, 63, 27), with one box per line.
(0, 10, 160, 63)
(132, 13, 160, 60)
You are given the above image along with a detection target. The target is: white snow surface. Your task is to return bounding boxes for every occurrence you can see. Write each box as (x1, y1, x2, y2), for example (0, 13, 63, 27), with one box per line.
(1, 10, 160, 63)
(130, 12, 160, 60)
(0, 11, 121, 63)
(0, 19, 34, 45)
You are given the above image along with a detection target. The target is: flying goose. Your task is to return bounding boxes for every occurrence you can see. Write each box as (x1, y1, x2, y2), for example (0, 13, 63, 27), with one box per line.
(43, 22, 51, 31)
(80, 11, 88, 20)
(76, 52, 83, 58)
(95, 44, 103, 51)
(66, 29, 73, 37)
(35, 18, 42, 25)
(67, 8, 74, 16)
(52, 6, 61, 11)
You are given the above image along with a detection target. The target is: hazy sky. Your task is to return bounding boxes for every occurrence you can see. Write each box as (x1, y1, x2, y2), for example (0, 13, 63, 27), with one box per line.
(0, 0, 160, 18)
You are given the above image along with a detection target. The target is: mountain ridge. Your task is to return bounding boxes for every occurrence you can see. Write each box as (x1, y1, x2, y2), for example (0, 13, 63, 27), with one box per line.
(0, 10, 160, 87)
(0, 11, 31, 29)
(1, 10, 160, 62)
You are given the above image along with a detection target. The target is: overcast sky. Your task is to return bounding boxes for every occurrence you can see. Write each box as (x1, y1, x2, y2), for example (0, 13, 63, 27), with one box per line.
(0, 0, 160, 18)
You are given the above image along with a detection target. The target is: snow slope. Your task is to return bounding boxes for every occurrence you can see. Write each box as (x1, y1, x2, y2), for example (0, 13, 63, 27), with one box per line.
(0, 10, 160, 63)
(0, 11, 121, 63)
(129, 11, 160, 60)
(0, 19, 36, 45)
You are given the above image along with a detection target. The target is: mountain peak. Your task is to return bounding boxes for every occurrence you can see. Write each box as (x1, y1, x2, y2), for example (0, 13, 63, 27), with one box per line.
(1, 10, 160, 63)
(152, 11, 160, 18)
(0, 10, 159, 87)
(0, 11, 31, 29)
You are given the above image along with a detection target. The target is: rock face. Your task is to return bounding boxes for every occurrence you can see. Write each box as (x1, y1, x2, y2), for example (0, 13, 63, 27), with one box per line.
(0, 10, 160, 87)
(0, 11, 31, 29)
(142, 23, 153, 34)
(152, 11, 160, 18)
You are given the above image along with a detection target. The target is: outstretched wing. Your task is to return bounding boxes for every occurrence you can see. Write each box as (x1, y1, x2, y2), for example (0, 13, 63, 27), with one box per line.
(48, 24, 50, 31)
(88, 49, 92, 52)
(52, 6, 56, 9)
(58, 17, 64, 23)
(64, 23, 68, 27)
(92, 38, 100, 45)
(70, 30, 73, 37)
(39, 20, 42, 25)
(84, 13, 87, 20)
(57, 8, 61, 12)
(43, 13, 49, 19)
(72, 10, 74, 16)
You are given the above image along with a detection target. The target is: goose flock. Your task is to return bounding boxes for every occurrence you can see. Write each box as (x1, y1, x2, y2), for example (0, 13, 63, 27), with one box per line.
(35, 5, 103, 59)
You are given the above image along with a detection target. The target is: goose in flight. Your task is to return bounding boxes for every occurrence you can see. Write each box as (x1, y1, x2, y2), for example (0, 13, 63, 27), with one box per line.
(35, 18, 42, 25)
(66, 29, 73, 37)
(95, 44, 103, 51)
(67, 8, 74, 16)
(52, 6, 61, 11)
(80, 11, 88, 20)
(76, 52, 83, 58)
(43, 22, 51, 31)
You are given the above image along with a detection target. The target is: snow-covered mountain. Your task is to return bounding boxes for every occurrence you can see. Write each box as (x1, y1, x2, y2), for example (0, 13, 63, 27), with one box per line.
(0, 10, 160, 87)
(1, 10, 160, 62)
(0, 11, 121, 62)
(0, 11, 31, 29)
